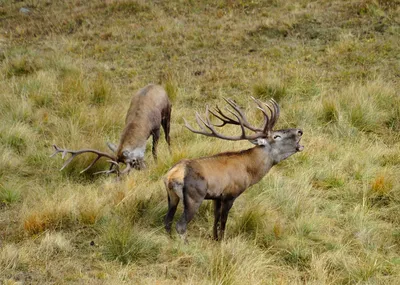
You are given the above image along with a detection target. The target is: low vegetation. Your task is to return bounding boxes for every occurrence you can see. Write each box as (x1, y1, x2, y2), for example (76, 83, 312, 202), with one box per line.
(1, 0, 399, 283)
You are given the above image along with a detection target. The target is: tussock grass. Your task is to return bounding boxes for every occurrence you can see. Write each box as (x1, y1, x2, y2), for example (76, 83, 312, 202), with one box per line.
(0, 0, 399, 283)
(0, 244, 21, 270)
(101, 221, 161, 265)
(0, 184, 21, 206)
(206, 238, 273, 285)
(38, 232, 72, 258)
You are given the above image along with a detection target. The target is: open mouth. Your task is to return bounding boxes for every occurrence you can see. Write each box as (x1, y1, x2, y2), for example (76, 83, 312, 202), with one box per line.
(296, 139, 304, 152)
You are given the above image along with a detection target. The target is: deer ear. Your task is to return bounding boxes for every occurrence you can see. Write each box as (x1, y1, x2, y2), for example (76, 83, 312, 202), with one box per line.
(107, 142, 118, 153)
(250, 138, 268, 146)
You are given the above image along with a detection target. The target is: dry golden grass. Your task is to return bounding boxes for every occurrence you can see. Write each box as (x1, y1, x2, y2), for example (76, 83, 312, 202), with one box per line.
(1, 0, 400, 283)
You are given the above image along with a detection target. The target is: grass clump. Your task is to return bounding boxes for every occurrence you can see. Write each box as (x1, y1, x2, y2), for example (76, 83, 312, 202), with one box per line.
(22, 208, 75, 235)
(349, 103, 378, 132)
(320, 97, 339, 124)
(91, 74, 112, 105)
(385, 99, 400, 131)
(0, 185, 21, 206)
(5, 55, 40, 78)
(368, 172, 395, 207)
(38, 232, 72, 258)
(0, 244, 21, 270)
(312, 173, 345, 190)
(282, 245, 311, 270)
(253, 79, 287, 102)
(21, 184, 111, 234)
(164, 79, 179, 103)
(101, 221, 161, 265)
(230, 202, 271, 242)
(206, 239, 272, 285)
(3, 134, 27, 155)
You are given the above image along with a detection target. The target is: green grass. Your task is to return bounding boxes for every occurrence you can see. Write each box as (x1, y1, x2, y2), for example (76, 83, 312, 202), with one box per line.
(0, 0, 400, 283)
(102, 221, 161, 265)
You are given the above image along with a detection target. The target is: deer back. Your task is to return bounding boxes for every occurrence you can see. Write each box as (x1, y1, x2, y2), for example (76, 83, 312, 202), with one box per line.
(115, 84, 171, 161)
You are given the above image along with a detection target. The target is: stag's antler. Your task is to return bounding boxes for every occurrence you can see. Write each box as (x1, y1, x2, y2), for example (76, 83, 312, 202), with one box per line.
(183, 98, 280, 141)
(50, 145, 121, 175)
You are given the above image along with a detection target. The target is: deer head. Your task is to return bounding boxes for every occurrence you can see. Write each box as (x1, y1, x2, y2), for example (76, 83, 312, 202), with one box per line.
(184, 97, 303, 163)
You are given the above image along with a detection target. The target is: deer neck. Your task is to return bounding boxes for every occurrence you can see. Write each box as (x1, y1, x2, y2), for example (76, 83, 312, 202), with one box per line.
(117, 122, 149, 155)
(247, 146, 275, 186)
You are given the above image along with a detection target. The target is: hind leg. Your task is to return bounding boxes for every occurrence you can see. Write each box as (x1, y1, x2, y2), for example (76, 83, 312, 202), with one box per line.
(175, 186, 206, 243)
(175, 198, 203, 243)
(161, 105, 171, 151)
(164, 185, 180, 236)
(152, 128, 160, 161)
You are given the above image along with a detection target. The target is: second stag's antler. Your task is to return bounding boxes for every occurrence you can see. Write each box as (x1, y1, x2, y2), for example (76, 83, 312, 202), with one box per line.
(184, 97, 280, 140)
(50, 145, 132, 176)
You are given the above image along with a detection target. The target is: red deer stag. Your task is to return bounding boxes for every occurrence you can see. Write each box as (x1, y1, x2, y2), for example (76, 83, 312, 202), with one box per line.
(52, 84, 171, 175)
(164, 97, 303, 242)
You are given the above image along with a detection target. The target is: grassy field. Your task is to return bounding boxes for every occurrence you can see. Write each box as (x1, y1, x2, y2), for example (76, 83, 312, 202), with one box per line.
(1, 0, 400, 284)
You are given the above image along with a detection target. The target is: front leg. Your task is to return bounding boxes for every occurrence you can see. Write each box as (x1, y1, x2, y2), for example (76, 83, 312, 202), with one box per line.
(213, 200, 222, 240)
(219, 199, 235, 240)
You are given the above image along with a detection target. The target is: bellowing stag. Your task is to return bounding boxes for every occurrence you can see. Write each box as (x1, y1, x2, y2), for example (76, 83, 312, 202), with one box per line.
(52, 84, 171, 175)
(164, 98, 303, 242)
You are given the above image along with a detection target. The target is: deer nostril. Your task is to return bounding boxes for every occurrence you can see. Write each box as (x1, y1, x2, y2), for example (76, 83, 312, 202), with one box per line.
(297, 129, 303, 136)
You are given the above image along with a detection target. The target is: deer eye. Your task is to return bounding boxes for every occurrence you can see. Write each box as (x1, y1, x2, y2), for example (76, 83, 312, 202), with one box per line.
(273, 135, 281, 140)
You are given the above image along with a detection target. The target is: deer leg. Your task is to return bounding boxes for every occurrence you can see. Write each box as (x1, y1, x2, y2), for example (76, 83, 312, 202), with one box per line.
(176, 197, 202, 243)
(164, 186, 180, 236)
(176, 187, 206, 243)
(162, 106, 171, 150)
(213, 199, 222, 240)
(152, 128, 160, 161)
(219, 199, 235, 240)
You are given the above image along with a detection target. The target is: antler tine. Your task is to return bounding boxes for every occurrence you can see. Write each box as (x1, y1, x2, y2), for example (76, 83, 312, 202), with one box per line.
(195, 112, 207, 132)
(202, 106, 222, 133)
(269, 98, 280, 125)
(94, 160, 121, 176)
(255, 106, 270, 134)
(209, 106, 237, 127)
(250, 96, 281, 134)
(183, 103, 264, 141)
(251, 96, 270, 132)
(263, 100, 274, 132)
(51, 144, 118, 174)
(184, 97, 281, 141)
(119, 163, 132, 175)
(227, 108, 247, 139)
(262, 99, 279, 131)
(79, 156, 102, 174)
(206, 105, 247, 139)
(94, 160, 120, 175)
(50, 145, 62, 158)
(60, 154, 78, 171)
(223, 98, 263, 132)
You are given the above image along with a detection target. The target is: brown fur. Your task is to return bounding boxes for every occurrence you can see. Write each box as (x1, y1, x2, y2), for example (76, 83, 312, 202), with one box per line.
(115, 84, 171, 162)
(164, 128, 303, 241)
(52, 84, 171, 175)
(168, 147, 272, 200)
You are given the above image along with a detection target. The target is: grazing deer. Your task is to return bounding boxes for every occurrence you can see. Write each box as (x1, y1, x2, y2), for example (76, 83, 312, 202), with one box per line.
(52, 84, 171, 175)
(164, 98, 303, 242)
